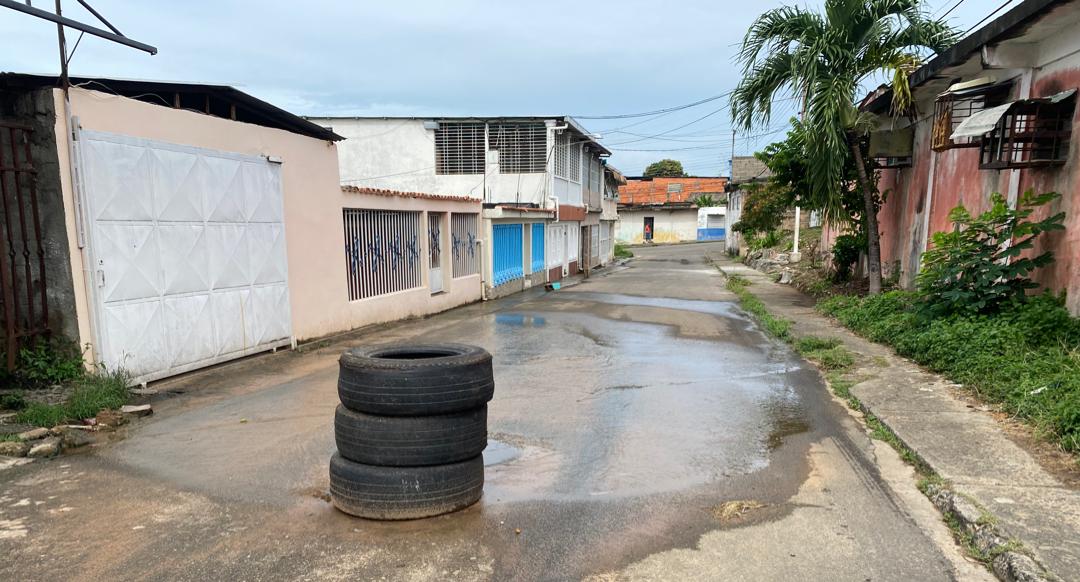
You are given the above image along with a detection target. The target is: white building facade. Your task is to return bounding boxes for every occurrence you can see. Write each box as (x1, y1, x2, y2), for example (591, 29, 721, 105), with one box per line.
(306, 116, 618, 297)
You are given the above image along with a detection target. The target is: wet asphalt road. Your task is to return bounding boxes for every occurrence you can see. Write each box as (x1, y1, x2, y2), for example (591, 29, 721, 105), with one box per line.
(0, 242, 985, 581)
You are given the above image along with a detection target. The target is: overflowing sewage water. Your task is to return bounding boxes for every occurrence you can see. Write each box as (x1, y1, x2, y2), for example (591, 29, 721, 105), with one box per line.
(435, 289, 819, 502)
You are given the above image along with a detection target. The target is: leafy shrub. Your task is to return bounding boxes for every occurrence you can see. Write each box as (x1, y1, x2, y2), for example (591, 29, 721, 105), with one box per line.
(732, 183, 791, 236)
(916, 190, 1065, 318)
(819, 291, 1080, 453)
(831, 233, 865, 281)
(10, 337, 86, 388)
(747, 230, 784, 251)
(0, 391, 27, 411)
(614, 243, 634, 259)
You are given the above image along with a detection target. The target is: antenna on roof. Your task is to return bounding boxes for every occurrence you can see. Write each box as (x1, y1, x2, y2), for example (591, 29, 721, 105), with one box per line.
(1, 0, 157, 90)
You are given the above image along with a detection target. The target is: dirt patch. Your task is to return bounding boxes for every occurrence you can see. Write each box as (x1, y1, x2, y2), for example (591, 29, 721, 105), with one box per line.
(709, 500, 765, 522)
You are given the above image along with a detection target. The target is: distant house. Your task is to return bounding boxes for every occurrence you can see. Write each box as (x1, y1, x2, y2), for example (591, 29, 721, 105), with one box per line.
(304, 116, 619, 297)
(725, 157, 772, 254)
(615, 176, 728, 244)
(848, 0, 1080, 313)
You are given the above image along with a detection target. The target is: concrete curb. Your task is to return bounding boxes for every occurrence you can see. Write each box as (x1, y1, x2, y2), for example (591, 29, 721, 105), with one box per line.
(923, 483, 1058, 582)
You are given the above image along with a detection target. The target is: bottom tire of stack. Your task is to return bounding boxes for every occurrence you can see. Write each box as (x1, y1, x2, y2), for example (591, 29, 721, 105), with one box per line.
(329, 453, 484, 520)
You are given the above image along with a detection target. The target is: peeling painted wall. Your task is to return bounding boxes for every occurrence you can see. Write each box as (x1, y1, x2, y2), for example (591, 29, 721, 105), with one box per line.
(848, 19, 1080, 312)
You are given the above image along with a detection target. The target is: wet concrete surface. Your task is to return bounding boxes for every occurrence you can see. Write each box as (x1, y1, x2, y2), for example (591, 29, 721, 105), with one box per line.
(0, 242, 982, 581)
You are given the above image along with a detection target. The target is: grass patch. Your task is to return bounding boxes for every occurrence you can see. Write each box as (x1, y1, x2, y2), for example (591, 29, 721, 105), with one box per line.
(819, 291, 1080, 455)
(794, 336, 854, 371)
(15, 367, 131, 427)
(725, 274, 792, 340)
(0, 433, 23, 442)
(614, 243, 634, 259)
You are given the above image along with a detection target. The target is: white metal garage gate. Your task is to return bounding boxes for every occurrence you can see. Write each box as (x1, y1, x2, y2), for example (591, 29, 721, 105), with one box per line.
(76, 130, 293, 383)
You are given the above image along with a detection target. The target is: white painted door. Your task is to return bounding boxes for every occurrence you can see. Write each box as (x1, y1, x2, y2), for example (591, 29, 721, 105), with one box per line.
(77, 130, 293, 383)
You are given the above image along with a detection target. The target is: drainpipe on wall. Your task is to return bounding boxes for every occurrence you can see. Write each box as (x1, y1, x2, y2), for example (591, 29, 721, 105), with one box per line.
(477, 238, 487, 301)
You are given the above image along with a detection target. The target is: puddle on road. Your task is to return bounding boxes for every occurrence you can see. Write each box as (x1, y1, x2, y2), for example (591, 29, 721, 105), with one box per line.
(554, 291, 740, 318)
(483, 439, 522, 466)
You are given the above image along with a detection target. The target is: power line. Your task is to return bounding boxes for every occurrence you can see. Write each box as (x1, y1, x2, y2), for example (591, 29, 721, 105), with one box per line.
(574, 91, 733, 119)
(963, 0, 1017, 36)
(937, 0, 966, 19)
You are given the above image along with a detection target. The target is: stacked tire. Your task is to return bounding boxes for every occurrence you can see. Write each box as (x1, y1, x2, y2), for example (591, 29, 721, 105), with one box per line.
(329, 343, 494, 520)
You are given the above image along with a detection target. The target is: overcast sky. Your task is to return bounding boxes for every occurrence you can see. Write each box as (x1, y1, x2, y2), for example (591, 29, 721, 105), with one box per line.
(2, 0, 1002, 176)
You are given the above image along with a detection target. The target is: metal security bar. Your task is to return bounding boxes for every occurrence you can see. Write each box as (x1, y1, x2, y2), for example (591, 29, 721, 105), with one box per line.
(451, 213, 479, 277)
(343, 209, 422, 301)
(435, 122, 485, 175)
(0, 121, 49, 371)
(488, 122, 546, 173)
(492, 224, 523, 286)
(568, 140, 581, 182)
(530, 223, 545, 273)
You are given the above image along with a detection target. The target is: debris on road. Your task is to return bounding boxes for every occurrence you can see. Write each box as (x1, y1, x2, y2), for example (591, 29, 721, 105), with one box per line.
(710, 500, 765, 522)
(0, 441, 30, 457)
(17, 427, 50, 441)
(27, 437, 61, 458)
(120, 404, 153, 418)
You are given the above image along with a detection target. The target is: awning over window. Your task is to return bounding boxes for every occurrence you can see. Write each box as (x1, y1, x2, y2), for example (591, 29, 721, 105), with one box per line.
(950, 102, 1015, 139)
(951, 89, 1077, 139)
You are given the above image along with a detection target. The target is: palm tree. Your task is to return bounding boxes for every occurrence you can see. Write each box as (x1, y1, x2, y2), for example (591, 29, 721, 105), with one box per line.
(731, 0, 957, 294)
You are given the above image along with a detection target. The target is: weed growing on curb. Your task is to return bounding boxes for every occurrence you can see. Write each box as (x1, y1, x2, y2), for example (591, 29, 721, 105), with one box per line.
(15, 366, 131, 427)
(725, 274, 793, 340)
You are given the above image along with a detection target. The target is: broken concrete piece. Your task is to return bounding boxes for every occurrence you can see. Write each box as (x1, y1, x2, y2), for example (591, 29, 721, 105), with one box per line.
(120, 404, 153, 417)
(778, 270, 793, 285)
(131, 387, 159, 396)
(27, 437, 60, 458)
(17, 427, 50, 441)
(0, 441, 30, 457)
(60, 428, 96, 449)
(94, 409, 127, 428)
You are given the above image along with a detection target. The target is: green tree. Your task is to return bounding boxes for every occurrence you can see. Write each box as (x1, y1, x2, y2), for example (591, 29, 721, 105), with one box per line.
(731, 0, 957, 294)
(691, 194, 721, 207)
(643, 159, 686, 178)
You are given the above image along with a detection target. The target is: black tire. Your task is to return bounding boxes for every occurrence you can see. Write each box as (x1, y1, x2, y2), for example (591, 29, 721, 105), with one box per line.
(329, 453, 484, 520)
(334, 404, 487, 466)
(338, 343, 494, 416)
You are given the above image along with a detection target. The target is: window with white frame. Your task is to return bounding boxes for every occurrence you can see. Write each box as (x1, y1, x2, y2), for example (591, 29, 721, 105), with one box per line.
(489, 122, 546, 173)
(435, 122, 485, 174)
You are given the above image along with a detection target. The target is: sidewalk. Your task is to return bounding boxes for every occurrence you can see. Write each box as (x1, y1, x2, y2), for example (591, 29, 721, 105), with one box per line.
(709, 253, 1080, 582)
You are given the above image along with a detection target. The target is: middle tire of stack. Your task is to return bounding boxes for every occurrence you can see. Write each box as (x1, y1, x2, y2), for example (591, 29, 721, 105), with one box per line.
(334, 404, 488, 466)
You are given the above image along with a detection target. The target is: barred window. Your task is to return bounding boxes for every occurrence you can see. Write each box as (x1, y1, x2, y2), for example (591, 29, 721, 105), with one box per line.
(451, 213, 480, 277)
(554, 132, 570, 179)
(588, 155, 602, 192)
(343, 209, 423, 300)
(435, 122, 485, 174)
(980, 98, 1075, 169)
(568, 140, 581, 182)
(932, 84, 1011, 151)
(489, 122, 546, 173)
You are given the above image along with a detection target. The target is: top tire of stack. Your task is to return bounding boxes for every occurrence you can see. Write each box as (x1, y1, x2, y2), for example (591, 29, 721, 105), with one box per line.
(338, 343, 494, 416)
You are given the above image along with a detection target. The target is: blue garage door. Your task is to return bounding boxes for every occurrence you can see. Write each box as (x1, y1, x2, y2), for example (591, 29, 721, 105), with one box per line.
(492, 224, 524, 286)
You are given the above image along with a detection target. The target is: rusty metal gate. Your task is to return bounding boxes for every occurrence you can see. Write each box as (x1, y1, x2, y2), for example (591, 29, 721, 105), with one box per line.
(0, 121, 49, 371)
